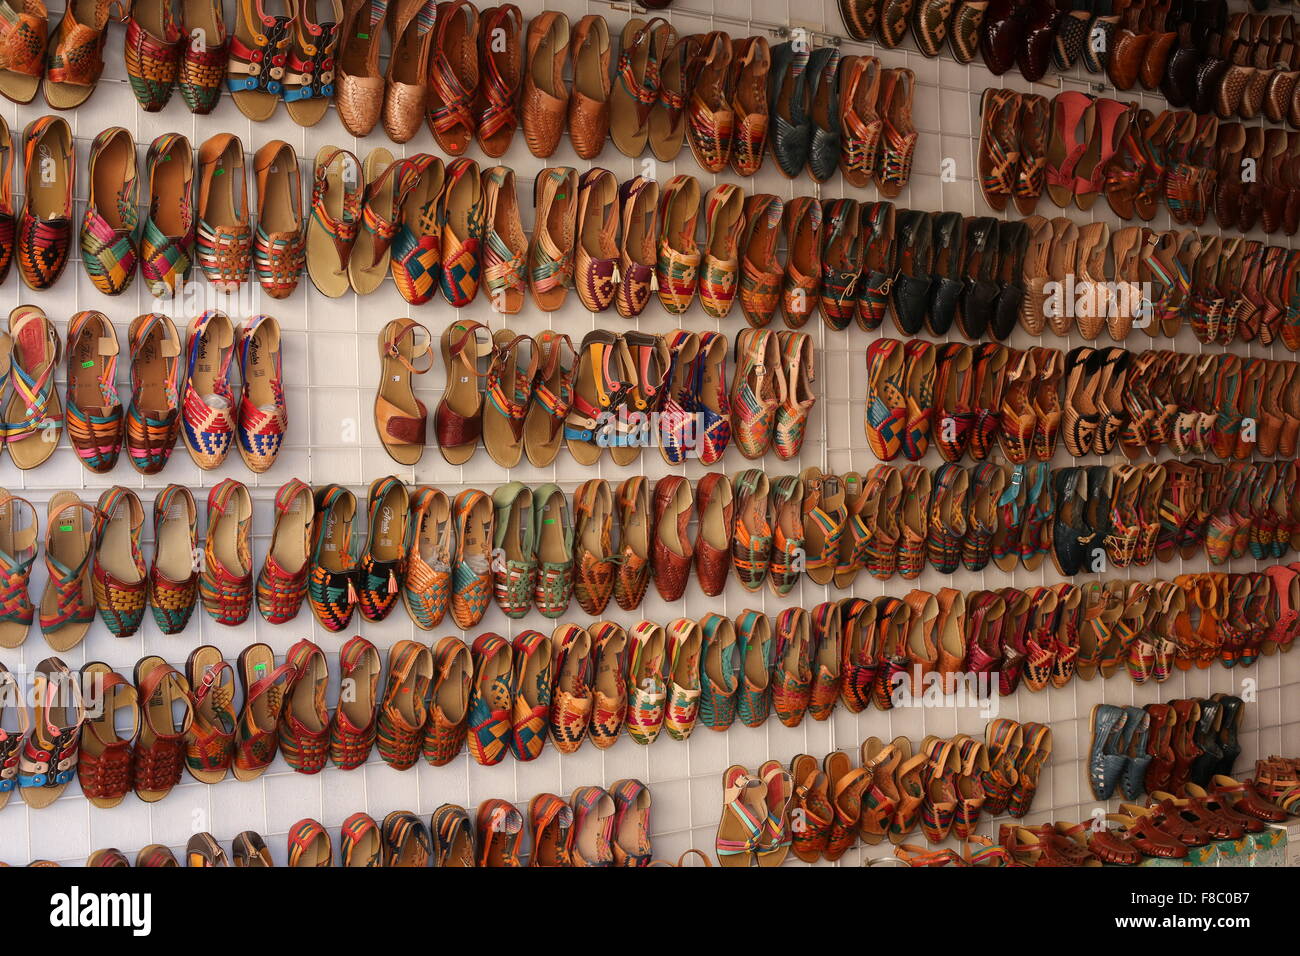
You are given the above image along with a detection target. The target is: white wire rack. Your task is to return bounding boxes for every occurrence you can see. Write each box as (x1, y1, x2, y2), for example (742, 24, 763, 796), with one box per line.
(1, 0, 1296, 867)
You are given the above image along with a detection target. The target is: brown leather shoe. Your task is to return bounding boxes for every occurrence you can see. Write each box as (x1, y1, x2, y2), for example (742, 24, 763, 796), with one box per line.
(729, 35, 769, 176)
(522, 11, 569, 158)
(652, 475, 694, 602)
(694, 472, 733, 597)
(382, 0, 436, 144)
(568, 14, 611, 160)
(474, 4, 523, 157)
(336, 0, 386, 136)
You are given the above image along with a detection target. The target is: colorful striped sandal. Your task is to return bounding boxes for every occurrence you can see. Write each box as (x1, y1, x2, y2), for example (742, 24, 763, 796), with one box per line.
(698, 612, 739, 731)
(64, 310, 123, 473)
(180, 309, 236, 469)
(195, 134, 252, 291)
(3, 305, 61, 470)
(388, 152, 443, 306)
(508, 629, 552, 762)
(356, 476, 408, 623)
(625, 620, 667, 745)
(403, 486, 452, 630)
(81, 127, 138, 295)
(308, 484, 358, 632)
(91, 487, 147, 638)
(614, 477, 652, 610)
(585, 621, 627, 749)
(180, 0, 226, 113)
(183, 646, 235, 784)
(731, 469, 772, 592)
(655, 174, 702, 313)
(0, 490, 36, 649)
(467, 632, 513, 767)
(437, 156, 483, 307)
(124, 0, 182, 111)
(125, 312, 181, 476)
(731, 328, 783, 458)
(16, 116, 73, 291)
(735, 609, 774, 727)
(200, 479, 252, 626)
(255, 478, 312, 625)
(664, 617, 702, 740)
(140, 132, 195, 296)
(549, 623, 593, 754)
(234, 314, 286, 473)
(450, 488, 493, 630)
(149, 484, 197, 635)
(768, 474, 804, 597)
(281, 0, 342, 127)
(251, 139, 305, 299)
(38, 494, 96, 653)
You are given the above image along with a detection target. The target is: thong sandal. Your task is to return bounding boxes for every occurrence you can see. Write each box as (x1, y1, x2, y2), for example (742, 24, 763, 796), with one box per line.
(347, 147, 400, 295)
(374, 318, 432, 466)
(4, 305, 60, 470)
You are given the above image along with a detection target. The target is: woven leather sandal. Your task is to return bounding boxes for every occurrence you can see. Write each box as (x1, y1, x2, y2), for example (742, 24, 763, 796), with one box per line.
(195, 133, 251, 292)
(412, 635, 465, 767)
(473, 3, 522, 156)
(522, 10, 568, 157)
(16, 116, 73, 292)
(132, 655, 192, 800)
(335, 0, 387, 136)
(425, 0, 478, 155)
(181, 647, 233, 786)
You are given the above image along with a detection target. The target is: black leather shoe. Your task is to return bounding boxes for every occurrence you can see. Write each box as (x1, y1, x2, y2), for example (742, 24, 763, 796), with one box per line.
(992, 219, 1029, 341)
(959, 216, 999, 340)
(1083, 0, 1118, 74)
(1053, 0, 1091, 70)
(1212, 694, 1243, 776)
(928, 211, 965, 336)
(890, 209, 933, 336)
(806, 47, 841, 183)
(768, 42, 811, 179)
(981, 0, 1024, 75)
(1017, 0, 1061, 82)
(1052, 466, 1088, 576)
(1188, 697, 1225, 787)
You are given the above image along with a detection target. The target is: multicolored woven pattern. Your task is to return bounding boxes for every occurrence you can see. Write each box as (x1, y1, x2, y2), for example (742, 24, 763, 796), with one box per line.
(255, 478, 311, 625)
(148, 484, 197, 635)
(625, 622, 666, 745)
(180, 310, 236, 468)
(451, 489, 492, 629)
(307, 484, 356, 632)
(140, 133, 194, 296)
(126, 313, 181, 475)
(467, 632, 513, 766)
(64, 311, 123, 473)
(437, 157, 483, 306)
(0, 494, 35, 634)
(80, 129, 138, 295)
(91, 487, 147, 638)
(124, 8, 181, 111)
(200, 479, 252, 626)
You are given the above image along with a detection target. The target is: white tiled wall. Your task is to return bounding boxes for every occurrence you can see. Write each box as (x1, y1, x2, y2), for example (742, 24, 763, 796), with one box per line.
(3, 0, 1298, 867)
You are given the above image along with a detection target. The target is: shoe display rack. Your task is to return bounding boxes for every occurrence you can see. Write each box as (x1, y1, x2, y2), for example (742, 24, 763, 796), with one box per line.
(3, 0, 1299, 869)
